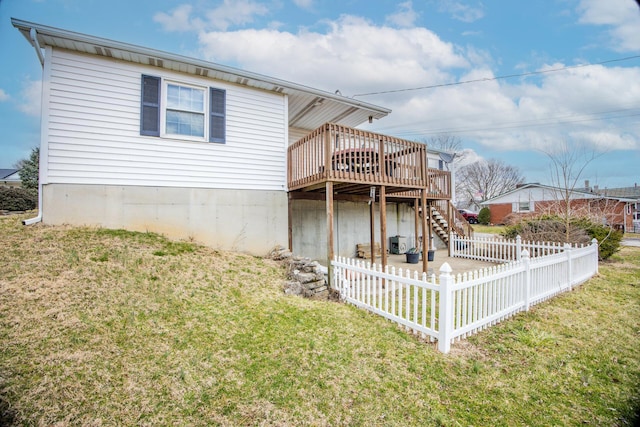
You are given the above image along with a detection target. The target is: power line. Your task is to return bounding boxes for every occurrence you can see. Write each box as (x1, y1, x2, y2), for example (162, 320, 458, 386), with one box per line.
(352, 55, 640, 97)
(377, 108, 640, 138)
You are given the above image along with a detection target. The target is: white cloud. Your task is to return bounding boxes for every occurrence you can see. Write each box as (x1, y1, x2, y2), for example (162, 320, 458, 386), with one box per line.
(17, 79, 42, 117)
(154, 4, 203, 32)
(0, 89, 9, 102)
(190, 10, 640, 158)
(577, 0, 640, 51)
(155, 1, 269, 32)
(292, 0, 314, 10)
(568, 130, 637, 151)
(367, 61, 640, 157)
(197, 14, 468, 94)
(205, 0, 270, 31)
(385, 1, 419, 28)
(437, 0, 485, 23)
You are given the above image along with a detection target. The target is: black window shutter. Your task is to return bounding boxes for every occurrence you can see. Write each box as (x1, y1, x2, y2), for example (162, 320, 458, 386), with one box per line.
(141, 75, 161, 136)
(209, 88, 226, 143)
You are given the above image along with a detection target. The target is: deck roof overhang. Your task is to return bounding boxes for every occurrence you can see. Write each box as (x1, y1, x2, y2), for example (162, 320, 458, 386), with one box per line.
(12, 18, 391, 131)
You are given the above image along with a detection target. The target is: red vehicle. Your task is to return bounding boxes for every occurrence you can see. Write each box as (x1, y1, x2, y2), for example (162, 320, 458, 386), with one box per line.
(458, 209, 479, 224)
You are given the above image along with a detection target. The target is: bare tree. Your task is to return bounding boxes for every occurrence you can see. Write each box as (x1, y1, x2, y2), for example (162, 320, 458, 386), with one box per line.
(425, 134, 463, 154)
(544, 142, 606, 242)
(456, 158, 524, 207)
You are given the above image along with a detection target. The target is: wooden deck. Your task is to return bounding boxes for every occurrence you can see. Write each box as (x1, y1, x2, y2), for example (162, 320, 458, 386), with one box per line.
(287, 123, 472, 277)
(288, 123, 451, 199)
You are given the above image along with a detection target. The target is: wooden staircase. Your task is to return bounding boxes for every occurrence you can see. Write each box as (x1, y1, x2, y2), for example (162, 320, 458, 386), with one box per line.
(417, 200, 473, 245)
(429, 205, 452, 244)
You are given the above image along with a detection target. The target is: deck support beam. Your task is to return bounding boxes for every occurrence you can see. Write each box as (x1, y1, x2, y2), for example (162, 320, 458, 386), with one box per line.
(380, 185, 387, 269)
(326, 181, 334, 287)
(414, 198, 420, 250)
(370, 189, 375, 263)
(421, 188, 429, 273)
(287, 194, 293, 252)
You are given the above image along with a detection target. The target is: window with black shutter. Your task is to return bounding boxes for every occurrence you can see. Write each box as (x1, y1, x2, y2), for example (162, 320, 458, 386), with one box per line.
(140, 75, 160, 136)
(140, 74, 226, 144)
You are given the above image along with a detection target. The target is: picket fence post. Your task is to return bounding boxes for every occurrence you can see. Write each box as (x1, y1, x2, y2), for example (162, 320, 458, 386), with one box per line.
(591, 238, 599, 274)
(523, 249, 531, 311)
(332, 256, 340, 294)
(515, 235, 522, 261)
(565, 243, 573, 290)
(438, 262, 454, 353)
(449, 231, 455, 258)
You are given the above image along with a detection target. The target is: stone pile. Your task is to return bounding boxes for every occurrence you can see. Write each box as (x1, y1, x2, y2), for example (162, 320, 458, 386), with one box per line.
(268, 246, 333, 300)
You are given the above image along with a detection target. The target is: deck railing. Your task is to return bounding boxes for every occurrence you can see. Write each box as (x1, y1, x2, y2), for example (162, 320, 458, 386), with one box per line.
(288, 123, 450, 198)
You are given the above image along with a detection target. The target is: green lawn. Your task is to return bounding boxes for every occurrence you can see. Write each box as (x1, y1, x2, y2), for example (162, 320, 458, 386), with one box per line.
(1, 215, 639, 426)
(472, 224, 506, 235)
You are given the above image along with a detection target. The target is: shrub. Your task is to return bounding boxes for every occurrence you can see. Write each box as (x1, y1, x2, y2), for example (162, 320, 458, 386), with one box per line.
(0, 187, 37, 211)
(478, 207, 491, 225)
(572, 217, 623, 260)
(501, 215, 621, 260)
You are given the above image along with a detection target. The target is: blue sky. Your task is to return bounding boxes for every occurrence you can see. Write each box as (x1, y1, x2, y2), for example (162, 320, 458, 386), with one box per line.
(1, 0, 639, 189)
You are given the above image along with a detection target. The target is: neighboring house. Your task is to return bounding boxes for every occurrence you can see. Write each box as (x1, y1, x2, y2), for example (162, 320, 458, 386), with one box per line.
(0, 169, 22, 187)
(482, 183, 635, 231)
(595, 184, 640, 232)
(13, 19, 465, 267)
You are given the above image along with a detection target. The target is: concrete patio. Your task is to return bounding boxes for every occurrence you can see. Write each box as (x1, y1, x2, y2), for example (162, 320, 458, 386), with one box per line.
(374, 248, 498, 277)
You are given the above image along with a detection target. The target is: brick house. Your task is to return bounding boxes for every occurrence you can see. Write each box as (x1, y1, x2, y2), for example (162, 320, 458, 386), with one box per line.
(481, 183, 635, 231)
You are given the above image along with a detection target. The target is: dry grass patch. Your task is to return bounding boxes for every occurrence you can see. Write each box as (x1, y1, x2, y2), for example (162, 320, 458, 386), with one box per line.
(1, 215, 639, 426)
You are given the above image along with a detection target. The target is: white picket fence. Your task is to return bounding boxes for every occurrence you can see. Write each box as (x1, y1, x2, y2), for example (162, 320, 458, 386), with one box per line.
(332, 237, 599, 353)
(450, 234, 566, 262)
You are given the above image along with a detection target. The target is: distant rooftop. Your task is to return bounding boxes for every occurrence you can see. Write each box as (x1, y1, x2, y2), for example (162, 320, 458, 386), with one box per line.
(0, 169, 20, 180)
(595, 184, 640, 199)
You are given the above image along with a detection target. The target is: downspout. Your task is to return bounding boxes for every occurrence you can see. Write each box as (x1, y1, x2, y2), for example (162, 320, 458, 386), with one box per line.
(23, 28, 45, 225)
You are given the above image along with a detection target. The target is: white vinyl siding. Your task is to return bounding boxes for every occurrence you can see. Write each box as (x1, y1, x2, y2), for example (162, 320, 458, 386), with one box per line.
(45, 49, 287, 191)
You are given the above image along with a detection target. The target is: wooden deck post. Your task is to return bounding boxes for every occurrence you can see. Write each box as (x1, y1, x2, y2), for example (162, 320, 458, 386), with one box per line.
(378, 139, 386, 182)
(324, 124, 332, 180)
(288, 194, 293, 251)
(414, 198, 420, 250)
(421, 189, 428, 273)
(326, 181, 334, 287)
(370, 188, 376, 263)
(380, 185, 387, 268)
(421, 144, 428, 189)
(448, 201, 453, 257)
(427, 200, 433, 246)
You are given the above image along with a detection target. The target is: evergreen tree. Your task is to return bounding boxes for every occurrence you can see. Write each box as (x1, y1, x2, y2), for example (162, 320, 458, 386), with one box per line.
(16, 147, 39, 192)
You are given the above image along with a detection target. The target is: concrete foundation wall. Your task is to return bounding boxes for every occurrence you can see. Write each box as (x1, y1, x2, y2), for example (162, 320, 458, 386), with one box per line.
(42, 184, 288, 255)
(291, 199, 420, 263)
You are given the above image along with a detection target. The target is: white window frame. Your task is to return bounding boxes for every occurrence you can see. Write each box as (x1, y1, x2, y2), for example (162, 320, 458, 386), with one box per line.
(160, 80, 208, 142)
(513, 200, 534, 213)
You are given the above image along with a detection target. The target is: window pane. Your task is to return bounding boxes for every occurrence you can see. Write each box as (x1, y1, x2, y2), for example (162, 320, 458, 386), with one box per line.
(166, 110, 204, 137)
(167, 84, 204, 112)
